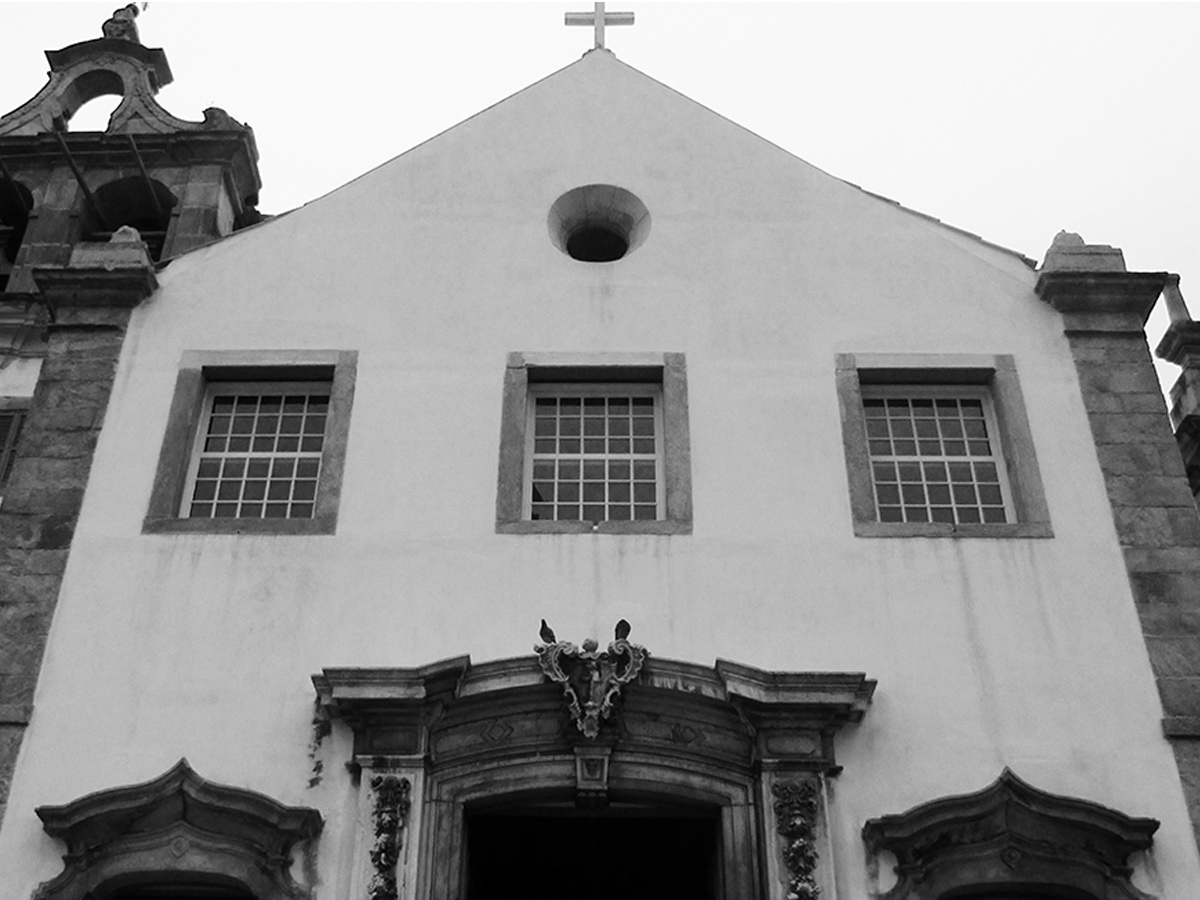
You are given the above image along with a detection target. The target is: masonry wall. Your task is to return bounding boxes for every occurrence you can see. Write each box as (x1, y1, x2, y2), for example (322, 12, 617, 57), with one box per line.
(0, 52, 1196, 898)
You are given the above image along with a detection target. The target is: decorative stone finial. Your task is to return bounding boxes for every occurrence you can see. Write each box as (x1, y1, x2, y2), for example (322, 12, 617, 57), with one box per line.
(102, 4, 141, 43)
(1039, 230, 1126, 273)
(535, 619, 648, 738)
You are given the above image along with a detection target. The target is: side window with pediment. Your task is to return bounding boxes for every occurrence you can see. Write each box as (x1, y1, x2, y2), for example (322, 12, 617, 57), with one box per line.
(862, 769, 1159, 900)
(33, 759, 322, 900)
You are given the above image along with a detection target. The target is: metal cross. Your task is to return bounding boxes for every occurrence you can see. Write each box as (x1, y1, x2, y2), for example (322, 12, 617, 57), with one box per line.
(565, 2, 634, 50)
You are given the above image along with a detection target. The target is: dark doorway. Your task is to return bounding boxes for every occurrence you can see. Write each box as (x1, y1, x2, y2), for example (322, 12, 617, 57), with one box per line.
(107, 882, 255, 900)
(467, 809, 720, 900)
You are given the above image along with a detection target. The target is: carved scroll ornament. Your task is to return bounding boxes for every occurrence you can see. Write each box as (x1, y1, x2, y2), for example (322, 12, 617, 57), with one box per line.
(535, 618, 647, 738)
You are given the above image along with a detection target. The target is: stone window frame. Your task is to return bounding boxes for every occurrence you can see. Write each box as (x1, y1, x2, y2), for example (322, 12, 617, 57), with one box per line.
(143, 349, 356, 535)
(836, 353, 1052, 538)
(0, 397, 29, 498)
(496, 351, 692, 534)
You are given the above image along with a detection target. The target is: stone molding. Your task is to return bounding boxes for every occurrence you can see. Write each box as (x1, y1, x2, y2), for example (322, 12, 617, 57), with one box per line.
(315, 654, 875, 775)
(862, 769, 1158, 900)
(33, 758, 323, 900)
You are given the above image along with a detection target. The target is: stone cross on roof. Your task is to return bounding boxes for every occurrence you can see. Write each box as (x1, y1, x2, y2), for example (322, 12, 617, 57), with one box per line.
(565, 2, 634, 50)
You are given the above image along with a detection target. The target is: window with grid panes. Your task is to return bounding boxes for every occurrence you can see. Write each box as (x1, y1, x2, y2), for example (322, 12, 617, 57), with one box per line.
(183, 383, 329, 519)
(862, 386, 1013, 526)
(526, 385, 663, 523)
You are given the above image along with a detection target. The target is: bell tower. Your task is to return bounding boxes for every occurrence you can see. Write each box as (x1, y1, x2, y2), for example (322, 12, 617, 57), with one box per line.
(0, 3, 262, 294)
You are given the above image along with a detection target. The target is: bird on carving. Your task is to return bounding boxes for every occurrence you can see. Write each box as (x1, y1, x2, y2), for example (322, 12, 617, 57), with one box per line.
(614, 619, 631, 641)
(539, 619, 557, 644)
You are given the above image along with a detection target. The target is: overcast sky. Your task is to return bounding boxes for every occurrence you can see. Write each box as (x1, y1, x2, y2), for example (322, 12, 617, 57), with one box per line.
(2, 3, 1197, 387)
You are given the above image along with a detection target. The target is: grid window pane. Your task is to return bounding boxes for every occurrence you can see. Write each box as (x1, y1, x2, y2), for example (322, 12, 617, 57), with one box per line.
(185, 387, 329, 519)
(863, 389, 1011, 526)
(527, 390, 662, 522)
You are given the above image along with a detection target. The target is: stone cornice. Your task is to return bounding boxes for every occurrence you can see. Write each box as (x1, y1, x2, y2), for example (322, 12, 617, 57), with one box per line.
(1156, 319, 1200, 366)
(1034, 270, 1169, 328)
(314, 654, 876, 774)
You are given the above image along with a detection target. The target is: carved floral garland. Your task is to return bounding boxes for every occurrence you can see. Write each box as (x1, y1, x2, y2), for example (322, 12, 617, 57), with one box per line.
(773, 779, 820, 900)
(367, 775, 411, 900)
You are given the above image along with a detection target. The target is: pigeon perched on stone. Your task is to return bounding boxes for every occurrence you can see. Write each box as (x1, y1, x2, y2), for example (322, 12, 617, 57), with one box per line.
(614, 619, 631, 640)
(539, 619, 557, 644)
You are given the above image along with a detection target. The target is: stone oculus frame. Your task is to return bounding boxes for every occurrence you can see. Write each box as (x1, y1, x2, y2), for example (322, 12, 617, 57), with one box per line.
(496, 351, 692, 534)
(836, 352, 1052, 538)
(314, 655, 875, 900)
(143, 349, 357, 535)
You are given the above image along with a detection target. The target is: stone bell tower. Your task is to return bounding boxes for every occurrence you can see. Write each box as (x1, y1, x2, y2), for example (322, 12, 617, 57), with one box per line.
(0, 6, 262, 824)
(0, 3, 261, 294)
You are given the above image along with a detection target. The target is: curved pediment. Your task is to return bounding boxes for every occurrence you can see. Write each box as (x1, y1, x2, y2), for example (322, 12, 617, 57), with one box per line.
(34, 759, 322, 900)
(862, 769, 1159, 900)
(314, 652, 875, 777)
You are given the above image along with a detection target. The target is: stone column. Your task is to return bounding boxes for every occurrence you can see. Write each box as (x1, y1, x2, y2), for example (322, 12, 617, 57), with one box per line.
(0, 231, 154, 825)
(1035, 232, 1200, 849)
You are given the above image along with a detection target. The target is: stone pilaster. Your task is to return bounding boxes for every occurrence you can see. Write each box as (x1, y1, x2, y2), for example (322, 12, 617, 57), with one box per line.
(0, 235, 153, 826)
(1035, 232, 1200, 849)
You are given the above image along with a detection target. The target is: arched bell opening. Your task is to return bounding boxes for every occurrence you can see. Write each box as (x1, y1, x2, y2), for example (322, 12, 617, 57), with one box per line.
(0, 179, 33, 292)
(56, 69, 126, 131)
(88, 175, 177, 260)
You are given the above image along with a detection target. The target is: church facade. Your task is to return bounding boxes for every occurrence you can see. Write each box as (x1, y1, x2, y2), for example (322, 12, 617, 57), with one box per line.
(3, 9, 1200, 900)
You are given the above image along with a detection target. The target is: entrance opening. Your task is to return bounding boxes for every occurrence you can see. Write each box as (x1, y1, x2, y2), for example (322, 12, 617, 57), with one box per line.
(466, 806, 720, 900)
(106, 881, 255, 900)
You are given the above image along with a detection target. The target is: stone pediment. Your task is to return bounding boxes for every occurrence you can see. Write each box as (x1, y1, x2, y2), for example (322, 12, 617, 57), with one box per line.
(34, 759, 322, 900)
(862, 768, 1159, 900)
(314, 654, 875, 774)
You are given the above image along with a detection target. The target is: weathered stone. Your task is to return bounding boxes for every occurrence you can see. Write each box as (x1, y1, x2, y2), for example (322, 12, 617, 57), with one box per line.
(9, 426, 97, 459)
(1087, 412, 1179, 445)
(0, 573, 64, 607)
(45, 331, 125, 360)
(1096, 443, 1187, 478)
(1137, 601, 1200, 637)
(1105, 475, 1196, 509)
(0, 483, 85, 516)
(1111, 507, 1200, 548)
(32, 377, 121, 412)
(1083, 391, 1171, 416)
(0, 548, 68, 576)
(1124, 547, 1200, 574)
(1131, 572, 1200, 608)
(1157, 676, 1200, 718)
(1145, 636, 1200, 677)
(1072, 362, 1162, 396)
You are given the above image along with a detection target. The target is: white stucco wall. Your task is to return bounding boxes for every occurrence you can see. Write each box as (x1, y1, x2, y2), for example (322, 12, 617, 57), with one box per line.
(1, 52, 1194, 898)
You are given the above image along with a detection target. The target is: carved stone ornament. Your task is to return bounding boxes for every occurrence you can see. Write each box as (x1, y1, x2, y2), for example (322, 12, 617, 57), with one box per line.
(773, 779, 821, 900)
(535, 618, 647, 738)
(367, 774, 412, 900)
(862, 768, 1160, 900)
(33, 758, 322, 900)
